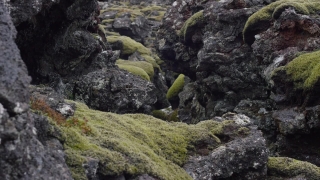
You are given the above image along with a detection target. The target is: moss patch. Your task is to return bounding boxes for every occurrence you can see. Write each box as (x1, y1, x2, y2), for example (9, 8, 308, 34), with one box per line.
(152, 109, 180, 122)
(117, 63, 151, 81)
(140, 54, 161, 69)
(243, 0, 320, 44)
(285, 50, 320, 90)
(116, 59, 154, 79)
(179, 10, 204, 42)
(166, 74, 185, 100)
(56, 101, 232, 180)
(107, 35, 151, 55)
(268, 157, 320, 179)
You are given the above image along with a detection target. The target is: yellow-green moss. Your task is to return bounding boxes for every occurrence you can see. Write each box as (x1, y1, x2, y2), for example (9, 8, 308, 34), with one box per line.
(179, 10, 204, 41)
(140, 54, 161, 69)
(98, 24, 107, 35)
(166, 74, 185, 100)
(107, 35, 151, 55)
(117, 64, 150, 81)
(101, 19, 115, 25)
(285, 50, 320, 90)
(152, 109, 180, 122)
(57, 101, 232, 180)
(105, 31, 120, 36)
(243, 0, 320, 44)
(268, 157, 320, 179)
(116, 59, 154, 79)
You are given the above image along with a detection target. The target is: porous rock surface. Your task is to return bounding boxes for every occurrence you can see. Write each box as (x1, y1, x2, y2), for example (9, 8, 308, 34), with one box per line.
(0, 1, 73, 179)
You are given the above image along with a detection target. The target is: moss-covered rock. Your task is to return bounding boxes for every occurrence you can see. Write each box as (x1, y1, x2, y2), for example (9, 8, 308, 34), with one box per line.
(179, 10, 204, 42)
(243, 0, 320, 44)
(284, 50, 320, 90)
(116, 63, 151, 81)
(56, 101, 231, 180)
(268, 157, 320, 179)
(152, 109, 180, 122)
(166, 74, 185, 100)
(140, 54, 161, 69)
(116, 59, 154, 79)
(107, 35, 151, 55)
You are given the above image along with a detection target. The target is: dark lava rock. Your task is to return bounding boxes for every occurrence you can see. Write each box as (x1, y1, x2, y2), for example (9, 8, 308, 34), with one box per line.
(0, 1, 31, 115)
(74, 68, 157, 114)
(0, 2, 73, 179)
(184, 119, 268, 179)
(157, 0, 272, 123)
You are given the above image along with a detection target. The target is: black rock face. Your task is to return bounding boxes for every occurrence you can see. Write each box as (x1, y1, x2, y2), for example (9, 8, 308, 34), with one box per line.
(0, 1, 73, 179)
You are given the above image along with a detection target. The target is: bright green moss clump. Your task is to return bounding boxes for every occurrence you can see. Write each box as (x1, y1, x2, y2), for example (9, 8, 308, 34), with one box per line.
(166, 74, 185, 100)
(116, 59, 154, 79)
(243, 0, 320, 44)
(58, 101, 228, 180)
(179, 10, 204, 42)
(117, 63, 151, 81)
(285, 50, 320, 90)
(107, 35, 151, 55)
(268, 157, 320, 179)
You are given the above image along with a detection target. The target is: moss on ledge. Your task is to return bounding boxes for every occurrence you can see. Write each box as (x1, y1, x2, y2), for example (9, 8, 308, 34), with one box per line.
(56, 101, 230, 180)
(107, 35, 151, 55)
(179, 10, 204, 42)
(268, 157, 320, 179)
(117, 63, 151, 81)
(243, 0, 320, 44)
(116, 59, 154, 79)
(166, 74, 185, 100)
(285, 50, 320, 90)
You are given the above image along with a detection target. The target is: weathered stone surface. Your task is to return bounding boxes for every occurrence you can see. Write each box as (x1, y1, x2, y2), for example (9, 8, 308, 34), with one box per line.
(0, 0, 31, 114)
(184, 123, 268, 179)
(0, 2, 72, 179)
(74, 68, 157, 114)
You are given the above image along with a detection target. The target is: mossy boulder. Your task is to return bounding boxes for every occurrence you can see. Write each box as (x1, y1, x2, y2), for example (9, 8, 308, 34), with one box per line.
(268, 157, 320, 179)
(284, 50, 320, 90)
(166, 74, 185, 101)
(116, 59, 154, 79)
(55, 101, 237, 180)
(116, 63, 150, 81)
(179, 10, 204, 42)
(107, 35, 151, 55)
(243, 0, 320, 44)
(152, 109, 180, 122)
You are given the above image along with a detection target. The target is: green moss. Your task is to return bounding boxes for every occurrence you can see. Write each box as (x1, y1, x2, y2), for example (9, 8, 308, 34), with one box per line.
(268, 157, 320, 179)
(98, 24, 107, 35)
(107, 35, 151, 55)
(58, 101, 233, 180)
(117, 64, 150, 81)
(140, 54, 161, 69)
(179, 10, 204, 41)
(152, 109, 180, 122)
(105, 31, 120, 36)
(116, 59, 154, 79)
(166, 74, 185, 100)
(243, 0, 320, 44)
(285, 50, 320, 90)
(101, 19, 114, 25)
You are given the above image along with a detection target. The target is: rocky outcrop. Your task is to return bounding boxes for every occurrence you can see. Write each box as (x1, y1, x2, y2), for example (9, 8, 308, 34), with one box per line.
(157, 0, 277, 123)
(0, 2, 73, 179)
(74, 68, 157, 114)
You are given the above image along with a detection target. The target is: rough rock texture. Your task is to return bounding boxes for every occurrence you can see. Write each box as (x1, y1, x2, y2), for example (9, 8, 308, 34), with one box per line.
(184, 114, 268, 179)
(0, 0, 31, 114)
(157, 0, 276, 123)
(74, 68, 158, 114)
(0, 1, 73, 179)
